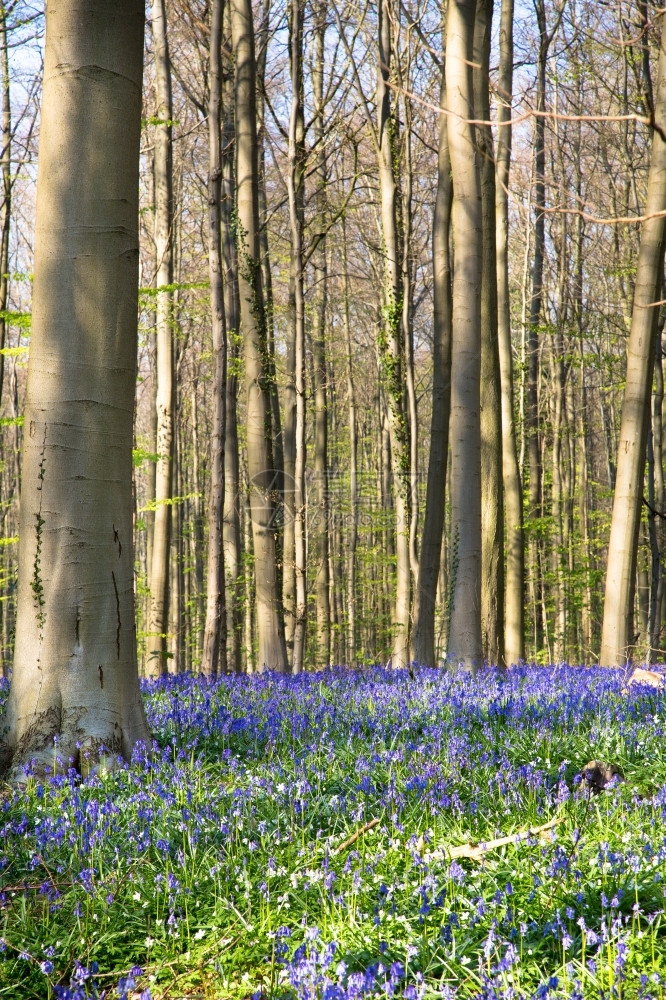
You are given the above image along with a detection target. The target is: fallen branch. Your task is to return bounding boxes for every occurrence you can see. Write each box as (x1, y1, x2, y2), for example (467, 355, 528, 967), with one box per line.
(622, 666, 666, 693)
(332, 817, 380, 855)
(425, 814, 564, 863)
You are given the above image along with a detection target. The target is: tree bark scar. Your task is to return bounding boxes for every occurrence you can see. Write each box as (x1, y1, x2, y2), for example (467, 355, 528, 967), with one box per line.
(98, 664, 104, 689)
(111, 570, 121, 658)
(113, 524, 122, 557)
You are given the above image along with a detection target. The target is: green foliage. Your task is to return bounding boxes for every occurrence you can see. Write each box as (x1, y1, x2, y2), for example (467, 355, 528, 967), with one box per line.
(0, 312, 31, 330)
(132, 447, 160, 468)
(141, 116, 180, 129)
(139, 492, 202, 513)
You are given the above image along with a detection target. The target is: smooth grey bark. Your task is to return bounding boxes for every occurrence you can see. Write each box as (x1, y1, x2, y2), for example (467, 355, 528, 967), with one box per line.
(255, 0, 287, 660)
(446, 0, 484, 671)
(202, 0, 227, 678)
(0, 0, 151, 781)
(189, 380, 206, 661)
(648, 324, 665, 662)
(399, 72, 419, 590)
(147, 0, 175, 673)
(311, 248, 331, 667)
(411, 64, 452, 668)
(287, 0, 307, 673)
(312, 0, 331, 667)
(600, 15, 666, 666)
(525, 0, 548, 655)
(376, 0, 411, 669)
(341, 219, 358, 667)
(495, 0, 524, 665)
(525, 0, 564, 656)
(231, 0, 288, 671)
(474, 0, 504, 667)
(221, 1, 243, 673)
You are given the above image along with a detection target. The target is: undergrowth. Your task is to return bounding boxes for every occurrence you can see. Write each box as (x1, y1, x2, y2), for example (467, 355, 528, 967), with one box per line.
(1, 664, 666, 999)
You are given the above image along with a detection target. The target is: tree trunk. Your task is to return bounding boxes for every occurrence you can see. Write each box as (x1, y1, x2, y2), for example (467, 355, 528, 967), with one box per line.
(650, 323, 665, 655)
(411, 59, 452, 668)
(495, 0, 524, 665)
(0, 4, 10, 411)
(525, 0, 549, 658)
(446, 0, 484, 671)
(342, 220, 358, 667)
(147, 0, 175, 674)
(474, 0, 504, 667)
(231, 0, 288, 671)
(600, 18, 666, 666)
(287, 0, 307, 673)
(0, 0, 150, 781)
(215, 0, 242, 673)
(312, 0, 331, 667)
(202, 0, 227, 678)
(376, 0, 411, 669)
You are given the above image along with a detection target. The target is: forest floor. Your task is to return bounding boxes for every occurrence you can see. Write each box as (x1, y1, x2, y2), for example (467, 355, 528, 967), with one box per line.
(1, 663, 666, 999)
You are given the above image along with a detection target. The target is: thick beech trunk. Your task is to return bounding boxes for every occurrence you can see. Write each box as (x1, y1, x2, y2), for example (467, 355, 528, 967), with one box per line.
(0, 0, 150, 781)
(446, 0, 484, 671)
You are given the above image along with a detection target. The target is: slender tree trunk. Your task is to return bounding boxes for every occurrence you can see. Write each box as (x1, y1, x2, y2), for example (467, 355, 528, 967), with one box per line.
(342, 221, 358, 667)
(190, 380, 206, 661)
(255, 0, 286, 658)
(287, 0, 307, 673)
(376, 0, 411, 669)
(0, 0, 151, 781)
(399, 81, 419, 588)
(600, 16, 666, 666)
(411, 61, 452, 668)
(650, 322, 664, 660)
(148, 0, 175, 674)
(221, 3, 243, 673)
(495, 0, 524, 665)
(526, 0, 549, 657)
(474, 0, 504, 666)
(446, 0, 484, 671)
(202, 0, 227, 678)
(312, 0, 331, 667)
(0, 3, 12, 675)
(0, 5, 10, 410)
(231, 0, 288, 671)
(257, 0, 283, 503)
(169, 398, 185, 672)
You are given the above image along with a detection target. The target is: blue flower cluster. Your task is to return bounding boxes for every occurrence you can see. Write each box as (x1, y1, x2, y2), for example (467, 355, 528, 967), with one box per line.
(0, 663, 665, 998)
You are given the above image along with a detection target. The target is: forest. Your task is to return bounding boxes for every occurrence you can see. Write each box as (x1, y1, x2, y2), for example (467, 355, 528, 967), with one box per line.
(3, 3, 666, 997)
(0, 0, 664, 677)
